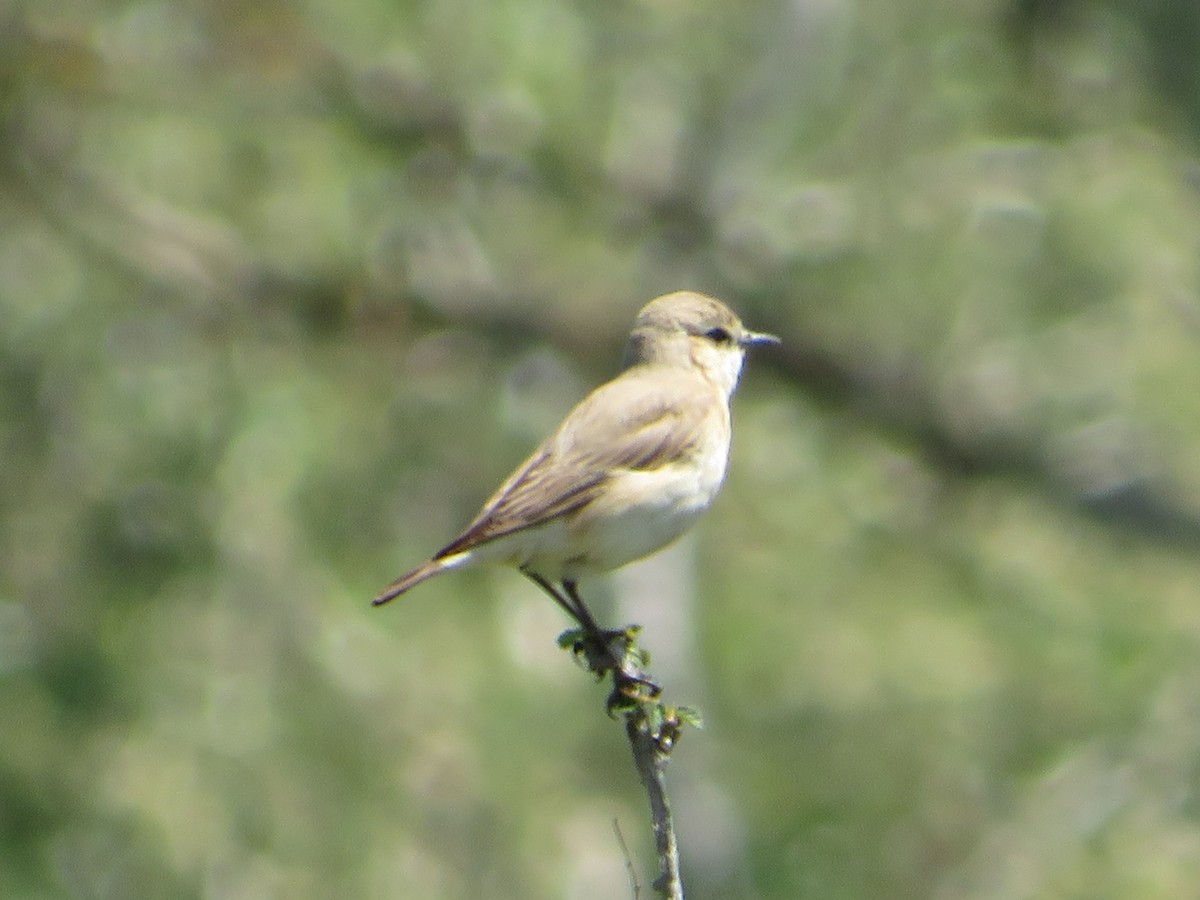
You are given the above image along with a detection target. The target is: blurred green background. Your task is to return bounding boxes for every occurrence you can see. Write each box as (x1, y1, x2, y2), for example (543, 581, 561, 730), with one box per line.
(5, 0, 1200, 897)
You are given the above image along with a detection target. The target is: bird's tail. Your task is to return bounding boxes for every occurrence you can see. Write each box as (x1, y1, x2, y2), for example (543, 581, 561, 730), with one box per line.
(372, 559, 446, 606)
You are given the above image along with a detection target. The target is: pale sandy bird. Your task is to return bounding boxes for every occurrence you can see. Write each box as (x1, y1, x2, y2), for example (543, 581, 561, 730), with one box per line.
(373, 291, 778, 630)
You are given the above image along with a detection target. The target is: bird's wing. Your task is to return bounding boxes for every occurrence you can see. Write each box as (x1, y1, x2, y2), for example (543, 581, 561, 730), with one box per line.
(433, 369, 714, 559)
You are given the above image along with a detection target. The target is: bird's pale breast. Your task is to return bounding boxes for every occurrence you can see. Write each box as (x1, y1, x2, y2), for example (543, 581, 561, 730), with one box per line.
(536, 399, 731, 579)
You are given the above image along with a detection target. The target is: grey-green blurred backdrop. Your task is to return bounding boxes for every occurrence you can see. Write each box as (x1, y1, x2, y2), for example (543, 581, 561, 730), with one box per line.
(5, 1, 1200, 897)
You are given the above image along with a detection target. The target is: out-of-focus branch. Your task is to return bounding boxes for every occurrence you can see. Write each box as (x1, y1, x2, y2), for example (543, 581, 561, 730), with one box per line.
(757, 322, 1200, 553)
(7, 23, 1200, 554)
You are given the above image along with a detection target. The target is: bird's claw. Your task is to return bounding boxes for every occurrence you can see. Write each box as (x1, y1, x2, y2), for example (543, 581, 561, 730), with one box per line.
(557, 625, 662, 713)
(606, 669, 663, 716)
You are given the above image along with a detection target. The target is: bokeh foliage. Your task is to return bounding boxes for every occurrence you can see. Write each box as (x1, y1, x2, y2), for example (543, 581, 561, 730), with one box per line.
(4, 0, 1200, 897)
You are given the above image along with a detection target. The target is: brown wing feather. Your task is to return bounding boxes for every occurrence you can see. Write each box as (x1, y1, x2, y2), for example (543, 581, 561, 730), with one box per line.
(433, 367, 714, 559)
(433, 450, 606, 558)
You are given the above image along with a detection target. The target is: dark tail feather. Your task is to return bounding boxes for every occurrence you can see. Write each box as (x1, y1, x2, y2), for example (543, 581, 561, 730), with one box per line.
(372, 560, 444, 606)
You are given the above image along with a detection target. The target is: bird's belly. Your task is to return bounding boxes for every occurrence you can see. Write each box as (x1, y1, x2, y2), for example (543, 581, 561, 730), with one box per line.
(556, 460, 723, 577)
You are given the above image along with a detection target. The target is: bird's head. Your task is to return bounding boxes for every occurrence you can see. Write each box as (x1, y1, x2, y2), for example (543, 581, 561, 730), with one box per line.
(623, 291, 779, 397)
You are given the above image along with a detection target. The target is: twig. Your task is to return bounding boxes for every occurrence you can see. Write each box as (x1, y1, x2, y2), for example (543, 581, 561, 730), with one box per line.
(560, 626, 696, 899)
(625, 708, 683, 899)
(612, 818, 642, 900)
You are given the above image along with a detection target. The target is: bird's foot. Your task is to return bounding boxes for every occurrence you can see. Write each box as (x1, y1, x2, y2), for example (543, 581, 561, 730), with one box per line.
(558, 625, 634, 674)
(606, 667, 663, 716)
(558, 625, 662, 713)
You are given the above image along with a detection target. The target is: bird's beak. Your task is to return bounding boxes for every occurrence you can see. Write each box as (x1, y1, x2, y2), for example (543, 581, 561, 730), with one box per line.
(739, 329, 781, 348)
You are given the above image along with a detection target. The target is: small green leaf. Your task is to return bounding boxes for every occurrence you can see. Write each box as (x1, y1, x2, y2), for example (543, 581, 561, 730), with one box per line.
(645, 702, 666, 734)
(675, 706, 704, 730)
(557, 628, 585, 648)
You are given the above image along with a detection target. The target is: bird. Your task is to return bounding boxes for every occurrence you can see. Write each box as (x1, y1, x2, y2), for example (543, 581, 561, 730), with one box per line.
(372, 291, 778, 634)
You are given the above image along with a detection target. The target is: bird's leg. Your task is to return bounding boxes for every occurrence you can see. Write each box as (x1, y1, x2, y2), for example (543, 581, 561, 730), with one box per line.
(560, 579, 605, 634)
(563, 580, 661, 705)
(522, 570, 617, 674)
(521, 568, 584, 623)
(522, 569, 660, 703)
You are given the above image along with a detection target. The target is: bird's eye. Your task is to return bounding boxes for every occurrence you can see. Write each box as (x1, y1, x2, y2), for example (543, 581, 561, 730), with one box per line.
(703, 327, 732, 344)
